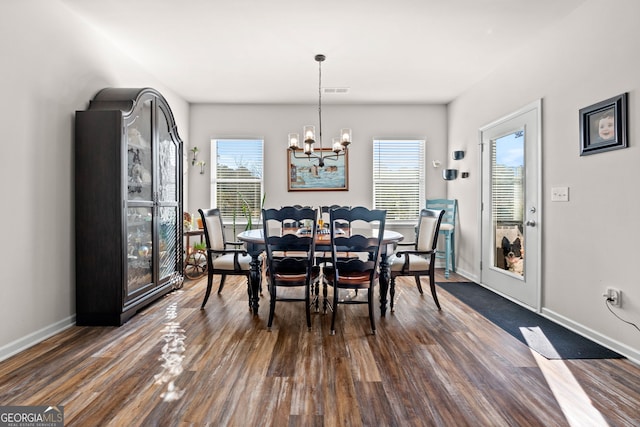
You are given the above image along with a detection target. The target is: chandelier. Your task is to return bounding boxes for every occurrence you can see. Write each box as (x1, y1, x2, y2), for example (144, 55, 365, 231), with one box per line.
(288, 54, 351, 167)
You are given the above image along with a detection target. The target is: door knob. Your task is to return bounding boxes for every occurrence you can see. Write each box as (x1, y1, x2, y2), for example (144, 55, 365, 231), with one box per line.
(526, 220, 536, 227)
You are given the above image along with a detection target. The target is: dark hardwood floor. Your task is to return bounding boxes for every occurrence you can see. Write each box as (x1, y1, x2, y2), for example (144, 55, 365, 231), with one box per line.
(1, 271, 639, 426)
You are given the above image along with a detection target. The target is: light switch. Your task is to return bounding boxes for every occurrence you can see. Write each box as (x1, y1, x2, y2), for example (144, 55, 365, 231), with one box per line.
(551, 186, 569, 202)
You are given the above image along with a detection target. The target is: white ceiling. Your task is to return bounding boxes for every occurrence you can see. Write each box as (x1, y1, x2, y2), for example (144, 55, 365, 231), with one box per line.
(60, 0, 586, 104)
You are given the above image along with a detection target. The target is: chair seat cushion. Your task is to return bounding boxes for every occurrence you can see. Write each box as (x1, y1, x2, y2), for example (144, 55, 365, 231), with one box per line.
(212, 253, 252, 271)
(272, 265, 320, 282)
(316, 251, 360, 261)
(390, 254, 431, 272)
(273, 250, 308, 258)
(323, 267, 376, 288)
(439, 223, 454, 232)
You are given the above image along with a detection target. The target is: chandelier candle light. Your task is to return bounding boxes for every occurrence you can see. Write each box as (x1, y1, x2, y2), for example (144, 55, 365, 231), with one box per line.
(288, 54, 351, 167)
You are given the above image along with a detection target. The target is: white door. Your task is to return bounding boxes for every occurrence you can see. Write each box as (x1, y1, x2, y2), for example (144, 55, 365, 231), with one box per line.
(480, 100, 541, 310)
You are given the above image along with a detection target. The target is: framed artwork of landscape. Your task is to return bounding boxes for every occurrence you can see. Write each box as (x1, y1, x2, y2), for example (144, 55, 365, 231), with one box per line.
(287, 149, 349, 191)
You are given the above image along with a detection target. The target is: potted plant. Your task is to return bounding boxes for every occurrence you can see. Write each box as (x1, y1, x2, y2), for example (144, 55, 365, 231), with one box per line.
(193, 241, 207, 252)
(190, 146, 199, 166)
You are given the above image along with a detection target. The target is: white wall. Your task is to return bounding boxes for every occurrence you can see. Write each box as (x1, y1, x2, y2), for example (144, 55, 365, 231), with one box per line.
(448, 0, 640, 361)
(0, 0, 189, 360)
(188, 103, 448, 240)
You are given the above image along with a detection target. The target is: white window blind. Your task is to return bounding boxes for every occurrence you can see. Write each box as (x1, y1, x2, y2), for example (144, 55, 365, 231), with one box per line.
(373, 139, 425, 222)
(210, 139, 264, 222)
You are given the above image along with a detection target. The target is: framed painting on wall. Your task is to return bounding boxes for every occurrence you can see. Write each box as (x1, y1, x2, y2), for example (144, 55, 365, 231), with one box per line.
(579, 93, 628, 156)
(287, 149, 349, 191)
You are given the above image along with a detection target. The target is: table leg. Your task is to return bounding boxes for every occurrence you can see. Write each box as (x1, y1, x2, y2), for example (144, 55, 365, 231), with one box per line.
(378, 249, 391, 317)
(247, 246, 262, 315)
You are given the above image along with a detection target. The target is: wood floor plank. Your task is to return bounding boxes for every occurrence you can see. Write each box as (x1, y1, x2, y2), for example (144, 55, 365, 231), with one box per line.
(290, 320, 325, 417)
(323, 355, 362, 427)
(0, 272, 638, 426)
(353, 380, 397, 426)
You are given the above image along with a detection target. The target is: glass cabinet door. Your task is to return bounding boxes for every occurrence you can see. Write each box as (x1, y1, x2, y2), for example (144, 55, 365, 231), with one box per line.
(157, 106, 178, 203)
(158, 206, 179, 281)
(126, 207, 154, 296)
(126, 98, 155, 299)
(127, 99, 153, 201)
(124, 96, 182, 299)
(157, 106, 180, 282)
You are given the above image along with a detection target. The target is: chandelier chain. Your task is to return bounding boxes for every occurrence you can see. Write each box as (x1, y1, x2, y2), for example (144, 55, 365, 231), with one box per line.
(318, 58, 323, 154)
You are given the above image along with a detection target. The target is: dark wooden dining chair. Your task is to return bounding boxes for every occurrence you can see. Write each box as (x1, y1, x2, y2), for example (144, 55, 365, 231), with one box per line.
(316, 205, 350, 259)
(198, 208, 252, 309)
(281, 204, 311, 228)
(315, 205, 353, 312)
(319, 205, 350, 227)
(389, 208, 445, 311)
(323, 206, 386, 335)
(262, 206, 320, 330)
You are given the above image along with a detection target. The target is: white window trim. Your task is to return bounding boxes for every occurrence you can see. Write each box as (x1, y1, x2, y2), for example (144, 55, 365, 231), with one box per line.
(372, 138, 426, 223)
(210, 138, 264, 225)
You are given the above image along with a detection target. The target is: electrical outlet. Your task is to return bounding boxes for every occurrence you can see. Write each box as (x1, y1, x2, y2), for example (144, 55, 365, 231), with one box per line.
(603, 287, 622, 307)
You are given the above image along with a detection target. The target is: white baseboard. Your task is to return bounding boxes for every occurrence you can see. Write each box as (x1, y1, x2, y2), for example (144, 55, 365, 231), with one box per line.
(542, 308, 640, 366)
(434, 261, 479, 283)
(450, 267, 478, 283)
(0, 315, 76, 362)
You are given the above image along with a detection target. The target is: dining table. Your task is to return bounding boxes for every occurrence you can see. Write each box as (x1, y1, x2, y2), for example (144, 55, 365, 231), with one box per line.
(237, 227, 404, 316)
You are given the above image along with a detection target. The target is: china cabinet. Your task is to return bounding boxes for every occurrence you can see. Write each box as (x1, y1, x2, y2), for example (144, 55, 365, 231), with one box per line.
(75, 88, 183, 325)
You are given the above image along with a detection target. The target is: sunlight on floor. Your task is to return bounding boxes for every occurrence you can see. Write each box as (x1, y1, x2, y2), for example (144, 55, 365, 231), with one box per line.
(522, 327, 609, 427)
(155, 294, 186, 402)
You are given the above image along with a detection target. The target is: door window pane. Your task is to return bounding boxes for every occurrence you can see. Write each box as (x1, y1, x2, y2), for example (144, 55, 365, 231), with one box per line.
(492, 131, 525, 276)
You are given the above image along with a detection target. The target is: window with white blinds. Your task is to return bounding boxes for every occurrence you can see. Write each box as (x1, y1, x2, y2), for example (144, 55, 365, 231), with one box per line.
(210, 139, 264, 222)
(373, 139, 425, 222)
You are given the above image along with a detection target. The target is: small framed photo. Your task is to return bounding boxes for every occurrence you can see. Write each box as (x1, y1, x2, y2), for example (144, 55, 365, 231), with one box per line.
(579, 93, 628, 156)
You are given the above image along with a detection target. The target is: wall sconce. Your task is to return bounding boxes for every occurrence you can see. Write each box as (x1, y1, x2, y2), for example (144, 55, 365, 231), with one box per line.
(443, 169, 458, 180)
(190, 146, 199, 166)
(443, 150, 466, 180)
(452, 150, 465, 160)
(196, 161, 206, 174)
